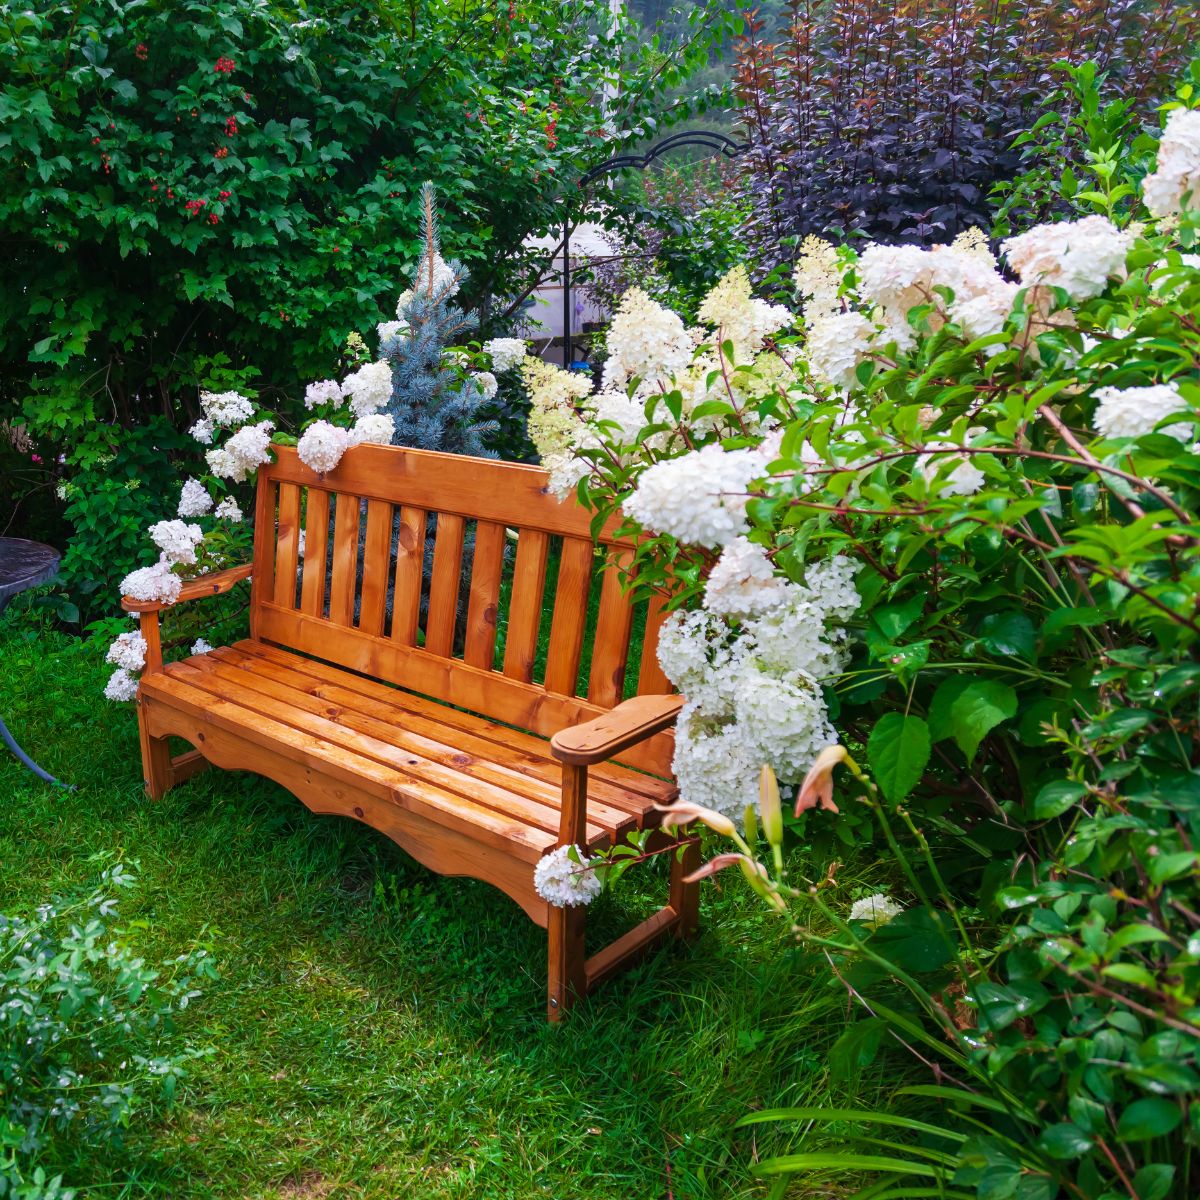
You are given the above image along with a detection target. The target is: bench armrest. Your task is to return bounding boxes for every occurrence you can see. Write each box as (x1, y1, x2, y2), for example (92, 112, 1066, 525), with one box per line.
(122, 563, 253, 613)
(551, 694, 683, 766)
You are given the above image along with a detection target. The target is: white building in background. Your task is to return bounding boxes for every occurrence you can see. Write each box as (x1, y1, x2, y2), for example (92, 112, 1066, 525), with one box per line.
(519, 220, 616, 366)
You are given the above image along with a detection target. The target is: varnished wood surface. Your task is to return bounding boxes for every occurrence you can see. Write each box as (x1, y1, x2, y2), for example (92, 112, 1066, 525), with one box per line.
(132, 442, 696, 1019)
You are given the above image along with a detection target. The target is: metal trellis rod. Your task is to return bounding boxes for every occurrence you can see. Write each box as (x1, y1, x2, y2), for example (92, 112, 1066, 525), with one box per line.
(561, 129, 749, 369)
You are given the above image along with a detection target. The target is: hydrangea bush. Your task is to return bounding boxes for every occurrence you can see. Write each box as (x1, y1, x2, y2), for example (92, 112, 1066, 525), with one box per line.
(527, 67, 1200, 1197)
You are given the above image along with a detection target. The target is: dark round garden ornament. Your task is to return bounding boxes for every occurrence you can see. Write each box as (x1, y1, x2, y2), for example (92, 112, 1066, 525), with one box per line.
(0, 537, 74, 789)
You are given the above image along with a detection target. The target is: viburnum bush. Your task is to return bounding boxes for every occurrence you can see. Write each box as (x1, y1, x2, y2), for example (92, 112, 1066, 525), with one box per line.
(0, 0, 736, 612)
(102, 187, 534, 700)
(525, 66, 1200, 1198)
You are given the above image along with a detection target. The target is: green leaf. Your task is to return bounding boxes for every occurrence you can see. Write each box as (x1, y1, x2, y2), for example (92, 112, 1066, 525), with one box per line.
(1116, 1098, 1183, 1141)
(869, 908, 955, 973)
(948, 680, 1018, 762)
(1132, 1165, 1175, 1200)
(928, 677, 972, 743)
(828, 1019, 887, 1083)
(867, 714, 931, 803)
(1038, 1122, 1092, 1160)
(976, 612, 1037, 661)
(753, 1153, 943, 1179)
(1032, 780, 1088, 819)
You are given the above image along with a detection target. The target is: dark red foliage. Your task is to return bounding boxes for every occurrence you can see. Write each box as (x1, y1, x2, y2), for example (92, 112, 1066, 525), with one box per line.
(733, 0, 1198, 267)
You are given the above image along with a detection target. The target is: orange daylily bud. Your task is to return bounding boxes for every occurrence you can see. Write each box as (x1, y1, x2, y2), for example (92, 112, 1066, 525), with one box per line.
(795, 745, 848, 816)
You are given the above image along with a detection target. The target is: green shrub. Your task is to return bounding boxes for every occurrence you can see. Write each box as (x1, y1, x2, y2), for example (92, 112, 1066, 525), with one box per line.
(1, 863, 215, 1199)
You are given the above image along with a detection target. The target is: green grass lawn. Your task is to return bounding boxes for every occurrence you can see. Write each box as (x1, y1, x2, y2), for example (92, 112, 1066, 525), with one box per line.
(1, 613, 907, 1199)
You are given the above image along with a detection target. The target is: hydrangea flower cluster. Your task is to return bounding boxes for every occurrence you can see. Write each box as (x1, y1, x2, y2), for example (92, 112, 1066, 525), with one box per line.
(849, 894, 904, 926)
(658, 555, 860, 816)
(1142, 107, 1200, 220)
(533, 844, 603, 907)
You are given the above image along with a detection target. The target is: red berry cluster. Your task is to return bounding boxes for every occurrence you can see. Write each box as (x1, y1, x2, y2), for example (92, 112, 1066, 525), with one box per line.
(184, 198, 208, 215)
(544, 103, 559, 151)
(218, 189, 232, 200)
(224, 116, 238, 137)
(214, 56, 235, 74)
(214, 145, 229, 159)
(135, 42, 148, 61)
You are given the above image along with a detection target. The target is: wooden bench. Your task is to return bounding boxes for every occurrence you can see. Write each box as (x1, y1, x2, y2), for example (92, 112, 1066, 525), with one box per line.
(123, 443, 696, 1019)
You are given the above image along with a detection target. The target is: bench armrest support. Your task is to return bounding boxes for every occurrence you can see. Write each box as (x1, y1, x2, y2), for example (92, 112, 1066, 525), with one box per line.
(551, 693, 683, 767)
(122, 563, 253, 614)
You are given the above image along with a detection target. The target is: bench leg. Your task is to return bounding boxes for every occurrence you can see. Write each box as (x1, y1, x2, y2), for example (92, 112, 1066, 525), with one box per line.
(669, 835, 701, 939)
(547, 905, 587, 1022)
(138, 702, 174, 800)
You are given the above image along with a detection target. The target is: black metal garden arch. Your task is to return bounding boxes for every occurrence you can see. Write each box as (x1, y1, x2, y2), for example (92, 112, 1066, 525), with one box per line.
(561, 129, 749, 368)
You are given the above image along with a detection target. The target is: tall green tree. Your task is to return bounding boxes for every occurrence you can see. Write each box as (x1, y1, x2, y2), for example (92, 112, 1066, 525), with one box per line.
(0, 0, 734, 445)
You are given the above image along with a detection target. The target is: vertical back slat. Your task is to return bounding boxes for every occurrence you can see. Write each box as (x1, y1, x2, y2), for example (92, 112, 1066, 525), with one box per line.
(328, 494, 360, 627)
(272, 482, 302, 609)
(637, 591, 674, 695)
(503, 530, 550, 683)
(464, 520, 507, 669)
(299, 488, 330, 617)
(358, 499, 392, 637)
(587, 551, 635, 707)
(426, 513, 465, 657)
(249, 475, 276, 640)
(544, 537, 594, 696)
(391, 505, 426, 645)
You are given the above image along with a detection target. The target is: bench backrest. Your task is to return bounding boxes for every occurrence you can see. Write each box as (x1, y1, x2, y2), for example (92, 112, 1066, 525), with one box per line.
(249, 443, 674, 775)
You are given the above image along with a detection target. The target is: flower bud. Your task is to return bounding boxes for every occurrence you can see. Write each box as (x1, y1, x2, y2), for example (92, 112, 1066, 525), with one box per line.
(759, 764, 783, 847)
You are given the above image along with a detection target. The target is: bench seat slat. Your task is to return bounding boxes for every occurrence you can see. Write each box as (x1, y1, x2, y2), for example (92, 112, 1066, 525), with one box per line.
(169, 658, 611, 845)
(196, 650, 638, 840)
(141, 670, 556, 862)
(216, 643, 663, 817)
(232, 639, 675, 808)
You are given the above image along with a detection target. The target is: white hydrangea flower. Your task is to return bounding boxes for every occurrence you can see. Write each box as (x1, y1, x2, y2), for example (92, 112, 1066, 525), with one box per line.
(120, 558, 181, 605)
(214, 496, 243, 522)
(304, 379, 343, 410)
(1002, 215, 1133, 302)
(672, 704, 762, 817)
(804, 310, 877, 391)
(104, 667, 140, 703)
(624, 444, 764, 548)
(734, 666, 838, 781)
(190, 638, 214, 655)
(189, 416, 215, 445)
(657, 609, 732, 697)
(472, 370, 499, 401)
(483, 337, 527, 372)
(105, 631, 147, 672)
(409, 252, 459, 300)
(523, 357, 595, 498)
(349, 413, 396, 446)
(297, 420, 353, 474)
(850, 893, 904, 926)
(916, 443, 986, 496)
(804, 555, 862, 623)
(376, 320, 405, 346)
(601, 288, 693, 394)
(1092, 382, 1193, 442)
(793, 235, 842, 319)
(703, 537, 791, 618)
(341, 360, 392, 418)
(1142, 107, 1200, 220)
(699, 266, 792, 359)
(177, 477, 213, 518)
(200, 389, 254, 426)
(148, 519, 204, 566)
(533, 845, 602, 907)
(219, 420, 275, 483)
